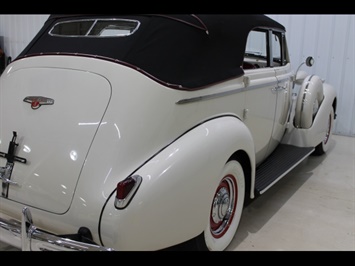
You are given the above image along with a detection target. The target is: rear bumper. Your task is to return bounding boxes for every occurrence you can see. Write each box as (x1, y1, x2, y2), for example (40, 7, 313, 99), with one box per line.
(0, 207, 114, 251)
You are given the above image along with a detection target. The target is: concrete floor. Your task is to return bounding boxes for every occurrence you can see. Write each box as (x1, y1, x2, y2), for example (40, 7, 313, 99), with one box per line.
(1, 134, 354, 251)
(229, 134, 355, 251)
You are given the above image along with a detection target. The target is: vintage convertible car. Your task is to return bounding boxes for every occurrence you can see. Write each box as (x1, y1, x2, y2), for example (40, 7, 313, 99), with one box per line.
(0, 14, 337, 251)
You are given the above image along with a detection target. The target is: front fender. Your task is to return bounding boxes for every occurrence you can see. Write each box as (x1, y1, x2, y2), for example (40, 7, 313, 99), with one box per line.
(99, 116, 255, 251)
(294, 75, 324, 129)
(283, 82, 337, 147)
(309, 82, 337, 143)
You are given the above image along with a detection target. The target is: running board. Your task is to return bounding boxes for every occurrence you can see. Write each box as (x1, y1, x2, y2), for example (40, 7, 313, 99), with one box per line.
(255, 144, 314, 195)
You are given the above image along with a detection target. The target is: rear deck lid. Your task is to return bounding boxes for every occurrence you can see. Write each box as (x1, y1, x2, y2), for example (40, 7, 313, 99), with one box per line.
(0, 63, 111, 214)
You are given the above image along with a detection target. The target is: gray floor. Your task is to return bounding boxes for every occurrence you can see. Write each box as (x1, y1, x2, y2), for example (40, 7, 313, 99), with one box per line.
(229, 134, 355, 251)
(1, 134, 354, 251)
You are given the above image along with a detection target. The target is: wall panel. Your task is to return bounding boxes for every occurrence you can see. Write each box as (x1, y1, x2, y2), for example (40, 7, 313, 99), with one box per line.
(269, 15, 354, 136)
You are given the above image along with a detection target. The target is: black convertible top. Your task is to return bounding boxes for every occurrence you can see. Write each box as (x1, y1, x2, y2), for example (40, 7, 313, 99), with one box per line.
(17, 14, 285, 90)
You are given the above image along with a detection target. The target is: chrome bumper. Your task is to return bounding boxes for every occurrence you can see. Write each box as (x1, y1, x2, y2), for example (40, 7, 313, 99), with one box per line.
(0, 207, 114, 251)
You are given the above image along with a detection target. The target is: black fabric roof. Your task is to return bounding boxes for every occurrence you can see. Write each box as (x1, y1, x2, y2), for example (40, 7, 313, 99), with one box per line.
(17, 14, 285, 90)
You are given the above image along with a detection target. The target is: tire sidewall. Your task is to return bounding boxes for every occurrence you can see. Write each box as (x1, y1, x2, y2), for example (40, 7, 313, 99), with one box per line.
(320, 108, 334, 153)
(204, 160, 245, 251)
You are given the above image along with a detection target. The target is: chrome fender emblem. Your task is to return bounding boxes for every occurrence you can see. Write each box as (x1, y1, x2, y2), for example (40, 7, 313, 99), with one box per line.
(23, 96, 54, 110)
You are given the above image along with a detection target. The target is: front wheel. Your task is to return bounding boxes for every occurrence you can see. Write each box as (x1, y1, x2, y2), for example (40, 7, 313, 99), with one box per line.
(313, 108, 334, 155)
(194, 160, 245, 251)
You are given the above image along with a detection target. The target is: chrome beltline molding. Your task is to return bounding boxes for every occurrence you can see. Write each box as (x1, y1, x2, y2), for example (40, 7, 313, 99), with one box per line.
(176, 86, 247, 105)
(176, 79, 288, 105)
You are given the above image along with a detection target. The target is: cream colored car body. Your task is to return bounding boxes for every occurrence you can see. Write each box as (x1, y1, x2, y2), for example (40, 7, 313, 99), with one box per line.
(0, 44, 336, 251)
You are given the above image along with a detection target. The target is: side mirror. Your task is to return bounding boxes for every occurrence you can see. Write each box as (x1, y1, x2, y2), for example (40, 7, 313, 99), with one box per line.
(293, 56, 315, 88)
(305, 56, 315, 67)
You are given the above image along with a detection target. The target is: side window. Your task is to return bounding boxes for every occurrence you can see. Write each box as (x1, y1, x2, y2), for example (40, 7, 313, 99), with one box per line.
(243, 29, 269, 69)
(243, 29, 288, 69)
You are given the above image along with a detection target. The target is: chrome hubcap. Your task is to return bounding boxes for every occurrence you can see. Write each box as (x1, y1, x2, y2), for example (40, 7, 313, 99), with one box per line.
(210, 175, 237, 237)
(211, 187, 230, 224)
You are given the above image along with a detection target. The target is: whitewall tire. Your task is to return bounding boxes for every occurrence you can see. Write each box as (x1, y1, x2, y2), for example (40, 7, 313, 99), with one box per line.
(313, 108, 334, 155)
(201, 160, 245, 251)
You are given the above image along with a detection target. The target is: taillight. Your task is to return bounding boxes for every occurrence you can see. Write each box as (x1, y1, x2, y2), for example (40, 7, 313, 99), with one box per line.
(114, 175, 142, 209)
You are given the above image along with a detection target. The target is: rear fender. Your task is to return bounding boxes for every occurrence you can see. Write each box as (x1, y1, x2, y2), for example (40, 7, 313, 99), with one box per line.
(99, 116, 255, 251)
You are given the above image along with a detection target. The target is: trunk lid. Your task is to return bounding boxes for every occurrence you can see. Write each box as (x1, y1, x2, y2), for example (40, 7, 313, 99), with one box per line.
(0, 63, 111, 214)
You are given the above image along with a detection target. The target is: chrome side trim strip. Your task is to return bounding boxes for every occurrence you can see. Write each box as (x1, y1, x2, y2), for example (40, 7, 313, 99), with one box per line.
(176, 87, 246, 105)
(176, 80, 279, 105)
(0, 208, 114, 251)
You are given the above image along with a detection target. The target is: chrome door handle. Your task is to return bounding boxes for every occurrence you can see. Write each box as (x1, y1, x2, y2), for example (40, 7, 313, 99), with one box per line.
(272, 86, 286, 92)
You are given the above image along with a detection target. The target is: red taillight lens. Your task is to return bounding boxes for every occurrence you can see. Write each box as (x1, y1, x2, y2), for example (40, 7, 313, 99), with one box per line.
(116, 177, 136, 200)
(115, 175, 142, 209)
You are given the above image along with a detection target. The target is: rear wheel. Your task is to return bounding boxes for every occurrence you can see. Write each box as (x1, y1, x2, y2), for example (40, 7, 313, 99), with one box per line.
(194, 160, 245, 251)
(313, 108, 334, 155)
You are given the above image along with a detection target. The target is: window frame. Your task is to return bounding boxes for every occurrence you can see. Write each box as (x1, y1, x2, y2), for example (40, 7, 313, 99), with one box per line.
(244, 27, 287, 69)
(48, 18, 141, 38)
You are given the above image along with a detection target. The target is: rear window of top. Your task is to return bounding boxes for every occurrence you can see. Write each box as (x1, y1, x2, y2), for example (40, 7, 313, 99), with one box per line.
(49, 19, 140, 37)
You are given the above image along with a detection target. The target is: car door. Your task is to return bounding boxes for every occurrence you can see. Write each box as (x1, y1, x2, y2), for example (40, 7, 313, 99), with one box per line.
(267, 31, 292, 156)
(242, 29, 278, 165)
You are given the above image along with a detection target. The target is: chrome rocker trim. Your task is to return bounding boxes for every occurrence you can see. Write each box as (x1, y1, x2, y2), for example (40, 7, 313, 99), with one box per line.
(0, 207, 114, 251)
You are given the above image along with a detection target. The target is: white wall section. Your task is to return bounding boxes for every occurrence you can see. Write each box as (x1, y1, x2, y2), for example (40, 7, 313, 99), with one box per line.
(0, 14, 354, 136)
(269, 15, 354, 137)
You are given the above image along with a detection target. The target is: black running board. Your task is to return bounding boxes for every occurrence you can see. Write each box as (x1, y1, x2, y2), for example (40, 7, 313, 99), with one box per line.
(255, 144, 314, 195)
